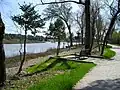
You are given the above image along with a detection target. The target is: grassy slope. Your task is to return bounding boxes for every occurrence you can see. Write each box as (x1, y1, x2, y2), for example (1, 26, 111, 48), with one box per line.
(27, 58, 95, 90)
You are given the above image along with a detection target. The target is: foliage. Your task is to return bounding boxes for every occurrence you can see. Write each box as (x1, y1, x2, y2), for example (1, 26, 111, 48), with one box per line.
(4, 34, 45, 43)
(11, 3, 45, 34)
(103, 48, 116, 59)
(11, 3, 45, 74)
(47, 18, 66, 55)
(111, 31, 120, 45)
(27, 58, 95, 90)
(47, 18, 66, 40)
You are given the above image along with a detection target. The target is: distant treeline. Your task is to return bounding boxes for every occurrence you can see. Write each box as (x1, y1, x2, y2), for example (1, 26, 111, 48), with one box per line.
(4, 34, 46, 43)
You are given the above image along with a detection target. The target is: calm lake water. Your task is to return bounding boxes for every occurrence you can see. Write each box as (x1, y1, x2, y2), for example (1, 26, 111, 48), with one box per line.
(4, 42, 68, 57)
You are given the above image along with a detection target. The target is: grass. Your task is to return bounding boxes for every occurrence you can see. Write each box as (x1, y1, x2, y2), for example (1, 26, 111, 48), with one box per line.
(27, 58, 96, 90)
(4, 58, 95, 90)
(26, 58, 56, 74)
(103, 48, 116, 59)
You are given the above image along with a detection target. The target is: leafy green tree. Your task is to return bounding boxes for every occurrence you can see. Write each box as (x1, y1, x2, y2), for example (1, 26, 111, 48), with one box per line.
(48, 18, 66, 56)
(111, 31, 120, 44)
(11, 3, 45, 74)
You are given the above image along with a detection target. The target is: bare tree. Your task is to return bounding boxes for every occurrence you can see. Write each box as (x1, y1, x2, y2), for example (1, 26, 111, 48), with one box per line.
(73, 7, 85, 45)
(101, 0, 120, 55)
(89, 0, 101, 52)
(39, 0, 91, 55)
(43, 1, 73, 46)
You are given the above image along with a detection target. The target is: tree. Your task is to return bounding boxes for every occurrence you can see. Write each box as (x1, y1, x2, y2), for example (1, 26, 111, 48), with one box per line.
(111, 30, 120, 44)
(84, 0, 91, 54)
(47, 18, 66, 56)
(39, 0, 91, 54)
(76, 31, 81, 45)
(11, 3, 45, 74)
(43, 1, 73, 46)
(0, 13, 6, 87)
(95, 14, 106, 51)
(73, 7, 85, 45)
(38, 0, 91, 54)
(89, 0, 101, 52)
(101, 0, 120, 55)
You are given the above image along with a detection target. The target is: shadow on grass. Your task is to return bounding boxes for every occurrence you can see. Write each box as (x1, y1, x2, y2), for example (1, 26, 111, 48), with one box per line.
(78, 78, 120, 90)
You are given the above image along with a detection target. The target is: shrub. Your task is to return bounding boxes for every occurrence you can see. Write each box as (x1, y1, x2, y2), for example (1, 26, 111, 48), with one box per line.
(103, 48, 116, 59)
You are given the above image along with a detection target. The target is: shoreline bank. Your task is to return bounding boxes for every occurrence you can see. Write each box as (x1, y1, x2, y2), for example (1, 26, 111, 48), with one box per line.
(6, 45, 80, 68)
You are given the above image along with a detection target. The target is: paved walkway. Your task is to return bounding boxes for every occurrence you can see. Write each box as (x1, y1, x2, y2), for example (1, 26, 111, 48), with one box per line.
(73, 45, 120, 90)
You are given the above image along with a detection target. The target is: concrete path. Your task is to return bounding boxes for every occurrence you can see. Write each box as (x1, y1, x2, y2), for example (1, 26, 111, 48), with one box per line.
(73, 45, 120, 90)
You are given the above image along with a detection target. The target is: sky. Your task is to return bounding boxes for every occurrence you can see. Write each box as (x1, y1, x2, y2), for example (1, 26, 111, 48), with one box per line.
(0, 0, 81, 35)
(0, 0, 113, 36)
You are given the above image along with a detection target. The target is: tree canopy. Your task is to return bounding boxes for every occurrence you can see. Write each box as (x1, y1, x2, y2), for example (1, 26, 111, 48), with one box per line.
(11, 3, 45, 35)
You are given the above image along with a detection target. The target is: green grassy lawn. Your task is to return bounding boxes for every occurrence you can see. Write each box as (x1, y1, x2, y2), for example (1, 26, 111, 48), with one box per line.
(27, 58, 96, 90)
(103, 48, 116, 59)
(26, 58, 56, 74)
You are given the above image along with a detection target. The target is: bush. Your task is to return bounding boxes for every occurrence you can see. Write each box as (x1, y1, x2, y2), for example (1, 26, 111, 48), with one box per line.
(103, 48, 116, 59)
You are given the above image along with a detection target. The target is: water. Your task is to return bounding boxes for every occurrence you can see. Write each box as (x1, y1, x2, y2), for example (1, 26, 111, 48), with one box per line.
(4, 42, 69, 57)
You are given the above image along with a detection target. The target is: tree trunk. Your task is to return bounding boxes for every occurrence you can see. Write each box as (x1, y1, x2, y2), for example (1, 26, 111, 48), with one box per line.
(96, 30, 102, 52)
(0, 15, 6, 87)
(56, 37, 60, 56)
(84, 0, 91, 54)
(67, 24, 73, 47)
(101, 11, 119, 55)
(97, 39, 101, 51)
(90, 17, 96, 53)
(16, 27, 27, 75)
(81, 9, 85, 45)
(81, 29, 84, 45)
(59, 18, 73, 47)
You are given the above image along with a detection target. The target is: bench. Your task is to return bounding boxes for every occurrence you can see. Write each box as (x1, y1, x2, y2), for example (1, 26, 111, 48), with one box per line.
(74, 49, 90, 60)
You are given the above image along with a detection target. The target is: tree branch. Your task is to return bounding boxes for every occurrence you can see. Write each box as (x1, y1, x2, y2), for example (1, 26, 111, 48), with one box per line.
(35, 0, 85, 6)
(104, 0, 117, 16)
